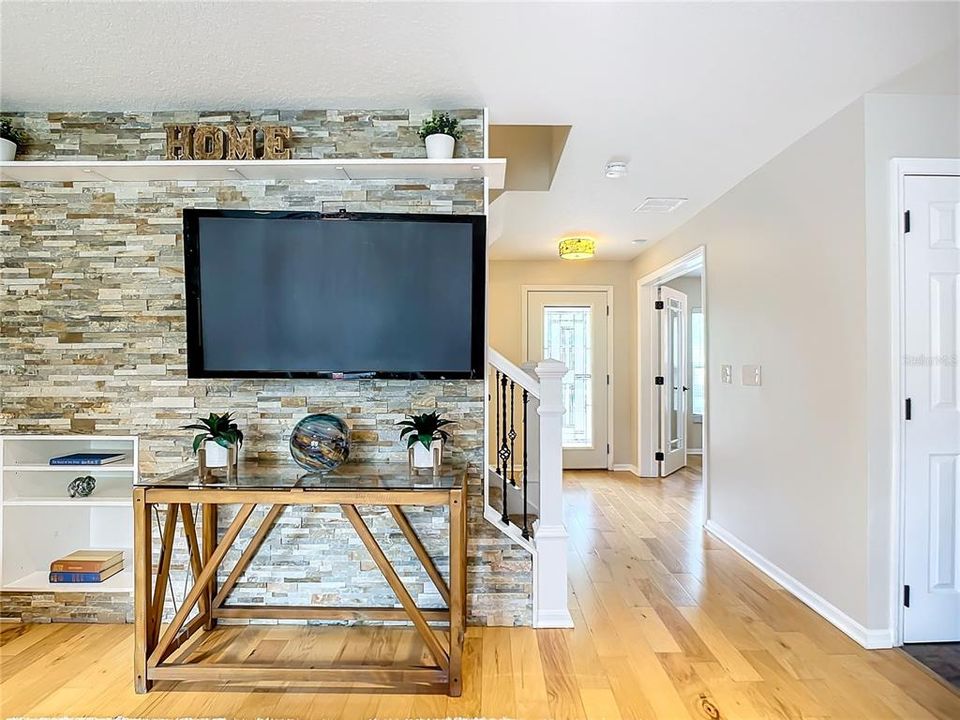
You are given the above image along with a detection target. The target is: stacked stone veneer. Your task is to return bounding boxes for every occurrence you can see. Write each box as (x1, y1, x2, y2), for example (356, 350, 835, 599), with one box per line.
(0, 110, 532, 626)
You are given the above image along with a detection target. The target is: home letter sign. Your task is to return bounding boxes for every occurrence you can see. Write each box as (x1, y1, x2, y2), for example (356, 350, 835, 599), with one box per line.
(164, 123, 292, 160)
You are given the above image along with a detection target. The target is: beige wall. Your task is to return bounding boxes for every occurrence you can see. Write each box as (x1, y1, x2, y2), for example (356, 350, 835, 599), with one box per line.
(662, 275, 703, 451)
(488, 260, 635, 467)
(632, 99, 873, 626)
(629, 83, 959, 635)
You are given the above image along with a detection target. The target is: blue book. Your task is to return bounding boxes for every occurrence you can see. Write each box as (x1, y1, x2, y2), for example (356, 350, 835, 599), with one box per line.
(49, 452, 125, 466)
(49, 564, 123, 583)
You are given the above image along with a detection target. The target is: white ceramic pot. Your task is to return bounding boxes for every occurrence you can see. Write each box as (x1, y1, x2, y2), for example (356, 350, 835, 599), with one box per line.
(204, 439, 230, 468)
(412, 440, 442, 469)
(0, 138, 17, 161)
(424, 133, 455, 160)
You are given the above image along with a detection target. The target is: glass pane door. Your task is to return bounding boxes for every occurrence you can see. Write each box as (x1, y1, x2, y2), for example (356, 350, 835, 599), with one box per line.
(543, 306, 593, 448)
(667, 298, 683, 451)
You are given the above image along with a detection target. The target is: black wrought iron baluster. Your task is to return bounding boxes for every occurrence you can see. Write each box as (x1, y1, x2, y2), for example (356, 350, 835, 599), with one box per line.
(522, 388, 529, 539)
(509, 380, 517, 486)
(495, 369, 501, 478)
(500, 372, 510, 524)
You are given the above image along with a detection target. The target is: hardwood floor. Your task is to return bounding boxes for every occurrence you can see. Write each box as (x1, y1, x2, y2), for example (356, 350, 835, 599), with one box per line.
(2, 461, 958, 719)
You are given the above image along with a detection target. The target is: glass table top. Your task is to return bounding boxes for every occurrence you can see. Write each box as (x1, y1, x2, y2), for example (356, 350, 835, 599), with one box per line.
(135, 461, 464, 491)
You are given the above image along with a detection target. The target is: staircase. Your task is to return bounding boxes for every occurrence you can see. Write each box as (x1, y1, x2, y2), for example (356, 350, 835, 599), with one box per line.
(486, 348, 573, 628)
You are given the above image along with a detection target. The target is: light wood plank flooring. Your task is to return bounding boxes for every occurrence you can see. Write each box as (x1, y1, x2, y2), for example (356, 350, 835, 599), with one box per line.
(2, 462, 958, 719)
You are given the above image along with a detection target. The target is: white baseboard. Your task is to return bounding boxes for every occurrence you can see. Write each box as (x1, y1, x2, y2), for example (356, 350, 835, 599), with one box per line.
(612, 463, 640, 475)
(704, 520, 894, 649)
(687, 448, 703, 455)
(534, 608, 575, 628)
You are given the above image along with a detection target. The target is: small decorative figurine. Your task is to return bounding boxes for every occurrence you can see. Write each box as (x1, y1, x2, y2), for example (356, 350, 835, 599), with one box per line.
(68, 475, 97, 498)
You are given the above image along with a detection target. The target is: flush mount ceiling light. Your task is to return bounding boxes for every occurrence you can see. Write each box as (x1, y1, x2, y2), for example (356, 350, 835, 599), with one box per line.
(558, 236, 596, 260)
(634, 196, 687, 213)
(604, 161, 628, 178)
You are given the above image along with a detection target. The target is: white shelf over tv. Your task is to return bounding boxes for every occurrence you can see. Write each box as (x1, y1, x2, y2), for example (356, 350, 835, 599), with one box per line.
(0, 158, 507, 188)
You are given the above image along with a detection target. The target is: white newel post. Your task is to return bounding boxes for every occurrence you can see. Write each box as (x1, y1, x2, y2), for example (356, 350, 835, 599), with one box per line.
(533, 359, 574, 628)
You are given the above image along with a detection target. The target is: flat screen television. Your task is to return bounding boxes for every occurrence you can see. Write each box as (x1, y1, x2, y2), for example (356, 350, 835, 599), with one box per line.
(182, 209, 485, 379)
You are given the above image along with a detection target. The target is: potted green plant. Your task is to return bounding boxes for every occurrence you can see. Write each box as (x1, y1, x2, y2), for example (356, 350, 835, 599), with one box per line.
(181, 412, 244, 468)
(397, 411, 455, 468)
(418, 112, 462, 160)
(0, 118, 26, 161)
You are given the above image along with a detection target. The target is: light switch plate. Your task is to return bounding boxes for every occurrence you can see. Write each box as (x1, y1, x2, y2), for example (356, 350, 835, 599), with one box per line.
(720, 364, 732, 384)
(742, 364, 762, 386)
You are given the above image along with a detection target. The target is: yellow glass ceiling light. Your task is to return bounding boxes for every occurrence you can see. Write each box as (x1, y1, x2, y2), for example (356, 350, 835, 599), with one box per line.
(558, 237, 596, 260)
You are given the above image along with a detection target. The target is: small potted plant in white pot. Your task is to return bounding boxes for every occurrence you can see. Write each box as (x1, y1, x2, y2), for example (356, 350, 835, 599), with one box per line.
(397, 411, 455, 469)
(0, 119, 26, 161)
(418, 112, 463, 160)
(182, 411, 244, 468)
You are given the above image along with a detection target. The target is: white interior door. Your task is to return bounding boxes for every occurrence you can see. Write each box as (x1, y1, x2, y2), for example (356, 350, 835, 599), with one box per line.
(526, 290, 609, 469)
(903, 173, 960, 643)
(658, 286, 688, 476)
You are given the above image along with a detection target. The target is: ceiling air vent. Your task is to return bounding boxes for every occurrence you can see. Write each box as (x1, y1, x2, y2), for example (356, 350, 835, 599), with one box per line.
(634, 197, 687, 213)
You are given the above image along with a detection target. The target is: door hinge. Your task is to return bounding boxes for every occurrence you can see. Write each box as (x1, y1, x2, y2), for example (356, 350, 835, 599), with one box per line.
(606, 305, 610, 317)
(606, 374, 610, 385)
(655, 451, 665, 462)
(903, 584, 911, 608)
(904, 210, 911, 234)
(655, 300, 664, 310)
(655, 376, 665, 385)
(606, 443, 610, 455)
(905, 397, 912, 420)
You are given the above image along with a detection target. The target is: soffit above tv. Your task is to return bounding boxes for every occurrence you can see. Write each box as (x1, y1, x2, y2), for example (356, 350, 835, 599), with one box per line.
(0, 158, 507, 188)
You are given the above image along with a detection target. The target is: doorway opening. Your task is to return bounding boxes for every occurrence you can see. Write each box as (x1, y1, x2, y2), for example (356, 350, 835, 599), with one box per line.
(637, 247, 708, 523)
(522, 285, 614, 470)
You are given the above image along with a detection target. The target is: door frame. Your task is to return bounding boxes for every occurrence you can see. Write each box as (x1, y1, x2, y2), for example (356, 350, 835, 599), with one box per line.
(521, 284, 615, 471)
(889, 157, 960, 646)
(636, 247, 708, 524)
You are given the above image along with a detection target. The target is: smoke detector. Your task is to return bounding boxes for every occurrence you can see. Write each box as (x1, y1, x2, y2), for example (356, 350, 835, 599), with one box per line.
(634, 197, 687, 213)
(604, 161, 628, 179)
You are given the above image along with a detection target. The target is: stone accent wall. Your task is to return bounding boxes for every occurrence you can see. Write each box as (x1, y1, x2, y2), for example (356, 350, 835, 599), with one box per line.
(0, 591, 133, 624)
(0, 110, 532, 626)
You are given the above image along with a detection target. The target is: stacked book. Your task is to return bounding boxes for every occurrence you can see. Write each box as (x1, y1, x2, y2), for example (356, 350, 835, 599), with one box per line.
(49, 550, 124, 583)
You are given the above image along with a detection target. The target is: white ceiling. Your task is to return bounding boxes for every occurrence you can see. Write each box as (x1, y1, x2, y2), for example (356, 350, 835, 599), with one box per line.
(1, 1, 957, 260)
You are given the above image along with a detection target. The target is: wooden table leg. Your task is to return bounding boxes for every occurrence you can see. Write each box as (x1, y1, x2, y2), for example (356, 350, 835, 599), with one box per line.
(133, 487, 153, 693)
(448, 487, 466, 697)
(202, 502, 218, 630)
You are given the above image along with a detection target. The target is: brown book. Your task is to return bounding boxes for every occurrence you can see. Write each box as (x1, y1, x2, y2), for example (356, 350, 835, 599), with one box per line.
(50, 550, 123, 573)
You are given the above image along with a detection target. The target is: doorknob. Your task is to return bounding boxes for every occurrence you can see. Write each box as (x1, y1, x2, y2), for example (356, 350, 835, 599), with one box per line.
(682, 386, 688, 391)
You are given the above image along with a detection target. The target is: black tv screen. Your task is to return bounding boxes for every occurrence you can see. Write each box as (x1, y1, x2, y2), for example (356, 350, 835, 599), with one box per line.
(182, 209, 485, 379)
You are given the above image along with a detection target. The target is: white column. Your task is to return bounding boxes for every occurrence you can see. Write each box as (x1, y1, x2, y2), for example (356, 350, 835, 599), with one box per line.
(532, 359, 573, 628)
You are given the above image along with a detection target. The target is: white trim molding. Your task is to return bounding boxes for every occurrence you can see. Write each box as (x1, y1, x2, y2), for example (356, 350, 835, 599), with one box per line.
(887, 157, 960, 647)
(612, 463, 640, 475)
(706, 520, 894, 649)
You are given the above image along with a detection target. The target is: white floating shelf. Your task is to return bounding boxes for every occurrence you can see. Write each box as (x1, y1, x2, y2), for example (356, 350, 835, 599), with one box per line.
(4, 496, 130, 508)
(4, 464, 136, 472)
(0, 158, 507, 189)
(3, 568, 133, 594)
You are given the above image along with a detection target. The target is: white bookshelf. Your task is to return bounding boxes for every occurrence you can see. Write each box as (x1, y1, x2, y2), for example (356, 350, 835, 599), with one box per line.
(0, 435, 138, 594)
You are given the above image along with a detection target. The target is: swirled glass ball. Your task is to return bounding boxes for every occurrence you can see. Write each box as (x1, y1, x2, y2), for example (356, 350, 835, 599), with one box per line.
(289, 414, 350, 473)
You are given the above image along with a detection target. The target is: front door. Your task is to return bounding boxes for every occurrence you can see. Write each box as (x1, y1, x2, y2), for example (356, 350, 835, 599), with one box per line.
(903, 173, 960, 643)
(658, 286, 688, 476)
(526, 290, 609, 469)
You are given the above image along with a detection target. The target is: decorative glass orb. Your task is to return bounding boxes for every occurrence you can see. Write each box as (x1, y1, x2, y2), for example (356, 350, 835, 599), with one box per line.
(289, 414, 350, 473)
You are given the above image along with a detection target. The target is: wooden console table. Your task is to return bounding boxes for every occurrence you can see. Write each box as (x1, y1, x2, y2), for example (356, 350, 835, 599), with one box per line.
(132, 462, 466, 695)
